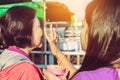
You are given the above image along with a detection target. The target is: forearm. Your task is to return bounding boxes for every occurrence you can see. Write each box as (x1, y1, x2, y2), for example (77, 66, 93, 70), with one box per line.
(49, 42, 77, 78)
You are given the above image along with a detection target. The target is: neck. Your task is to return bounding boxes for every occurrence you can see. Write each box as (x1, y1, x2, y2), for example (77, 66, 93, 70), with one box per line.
(20, 47, 33, 54)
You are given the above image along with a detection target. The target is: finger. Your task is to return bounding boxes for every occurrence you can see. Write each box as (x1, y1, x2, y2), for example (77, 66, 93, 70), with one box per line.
(53, 27, 57, 37)
(50, 24, 54, 39)
(43, 69, 52, 80)
(43, 69, 49, 75)
(43, 69, 61, 80)
(43, 69, 56, 77)
(53, 28, 58, 41)
(57, 69, 69, 80)
(63, 69, 69, 78)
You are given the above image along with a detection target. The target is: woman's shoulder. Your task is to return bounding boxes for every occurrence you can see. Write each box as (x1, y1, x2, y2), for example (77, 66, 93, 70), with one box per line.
(12, 62, 42, 72)
(2, 62, 41, 72)
(0, 62, 44, 80)
(72, 67, 119, 80)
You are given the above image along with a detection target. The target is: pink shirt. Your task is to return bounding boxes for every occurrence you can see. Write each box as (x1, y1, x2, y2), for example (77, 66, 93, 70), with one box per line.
(72, 67, 120, 80)
(0, 46, 44, 80)
(0, 62, 43, 80)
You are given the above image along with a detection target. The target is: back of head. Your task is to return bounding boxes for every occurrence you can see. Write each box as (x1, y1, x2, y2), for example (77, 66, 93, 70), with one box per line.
(79, 0, 120, 71)
(0, 6, 36, 48)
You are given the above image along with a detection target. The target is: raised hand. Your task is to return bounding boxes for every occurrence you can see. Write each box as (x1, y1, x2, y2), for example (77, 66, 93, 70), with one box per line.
(44, 24, 58, 44)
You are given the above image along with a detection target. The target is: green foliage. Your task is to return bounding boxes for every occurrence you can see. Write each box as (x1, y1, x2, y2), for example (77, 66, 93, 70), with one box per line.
(0, 2, 44, 19)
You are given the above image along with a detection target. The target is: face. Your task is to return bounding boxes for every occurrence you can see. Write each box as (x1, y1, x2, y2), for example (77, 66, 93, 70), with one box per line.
(32, 17, 43, 48)
(80, 18, 88, 51)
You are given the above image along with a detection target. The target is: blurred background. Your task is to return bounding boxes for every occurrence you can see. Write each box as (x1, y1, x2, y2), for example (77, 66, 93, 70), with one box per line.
(0, 0, 92, 69)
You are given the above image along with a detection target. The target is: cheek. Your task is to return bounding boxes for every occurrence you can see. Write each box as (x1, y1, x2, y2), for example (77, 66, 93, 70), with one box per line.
(80, 30, 88, 51)
(35, 33, 43, 44)
(32, 29, 43, 47)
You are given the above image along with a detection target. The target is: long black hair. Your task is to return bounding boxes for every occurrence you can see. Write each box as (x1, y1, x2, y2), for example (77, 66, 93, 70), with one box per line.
(78, 0, 120, 72)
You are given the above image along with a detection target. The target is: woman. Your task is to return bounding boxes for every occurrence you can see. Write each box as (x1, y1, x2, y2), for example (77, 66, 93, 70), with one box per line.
(43, 0, 120, 80)
(0, 6, 44, 80)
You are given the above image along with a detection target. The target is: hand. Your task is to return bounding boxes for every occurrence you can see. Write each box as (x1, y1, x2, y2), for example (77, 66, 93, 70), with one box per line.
(43, 69, 68, 80)
(44, 24, 58, 44)
(43, 69, 61, 80)
(44, 24, 60, 56)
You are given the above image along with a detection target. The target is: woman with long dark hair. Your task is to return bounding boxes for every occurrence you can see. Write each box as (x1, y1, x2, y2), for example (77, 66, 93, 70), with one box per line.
(43, 0, 120, 80)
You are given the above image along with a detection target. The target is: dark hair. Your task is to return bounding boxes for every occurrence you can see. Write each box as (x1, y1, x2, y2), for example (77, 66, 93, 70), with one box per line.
(0, 6, 36, 48)
(78, 0, 120, 72)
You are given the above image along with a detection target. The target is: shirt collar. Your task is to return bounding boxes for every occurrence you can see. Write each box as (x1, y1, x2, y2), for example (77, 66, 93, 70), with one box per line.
(8, 46, 29, 58)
